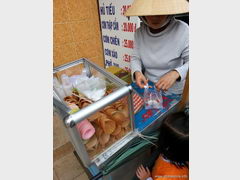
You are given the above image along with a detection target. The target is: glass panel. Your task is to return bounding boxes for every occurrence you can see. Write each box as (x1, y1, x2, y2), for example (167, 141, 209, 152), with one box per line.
(53, 62, 121, 104)
(71, 96, 131, 160)
(53, 60, 132, 160)
(87, 96, 131, 160)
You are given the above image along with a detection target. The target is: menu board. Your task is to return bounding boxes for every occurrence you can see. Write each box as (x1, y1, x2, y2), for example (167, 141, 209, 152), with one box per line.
(98, 0, 140, 72)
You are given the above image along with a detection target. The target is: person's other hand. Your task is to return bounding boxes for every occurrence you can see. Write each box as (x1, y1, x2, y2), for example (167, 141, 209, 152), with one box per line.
(136, 165, 151, 180)
(135, 71, 148, 88)
(155, 70, 180, 91)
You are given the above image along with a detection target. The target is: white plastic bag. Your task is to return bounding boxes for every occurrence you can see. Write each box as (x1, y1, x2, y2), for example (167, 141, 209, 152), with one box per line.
(78, 76, 106, 101)
(61, 74, 73, 96)
(53, 77, 66, 100)
(74, 76, 106, 102)
(67, 68, 106, 101)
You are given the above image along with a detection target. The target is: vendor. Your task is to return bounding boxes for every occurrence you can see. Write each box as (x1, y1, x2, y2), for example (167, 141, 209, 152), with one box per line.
(125, 0, 189, 95)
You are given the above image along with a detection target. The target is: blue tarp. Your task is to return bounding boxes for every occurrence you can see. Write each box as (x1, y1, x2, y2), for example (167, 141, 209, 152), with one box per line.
(132, 82, 181, 131)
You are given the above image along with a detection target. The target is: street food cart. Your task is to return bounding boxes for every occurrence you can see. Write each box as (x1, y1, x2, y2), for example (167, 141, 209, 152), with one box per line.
(53, 58, 181, 179)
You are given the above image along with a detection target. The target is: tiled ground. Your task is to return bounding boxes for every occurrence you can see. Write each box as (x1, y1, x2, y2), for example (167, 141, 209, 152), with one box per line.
(54, 152, 89, 180)
(53, 112, 89, 180)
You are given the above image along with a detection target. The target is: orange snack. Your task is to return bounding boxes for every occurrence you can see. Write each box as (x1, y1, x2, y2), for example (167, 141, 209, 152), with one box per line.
(111, 125, 122, 136)
(115, 129, 125, 139)
(121, 118, 130, 128)
(112, 112, 126, 124)
(99, 133, 110, 147)
(105, 108, 117, 116)
(101, 118, 116, 134)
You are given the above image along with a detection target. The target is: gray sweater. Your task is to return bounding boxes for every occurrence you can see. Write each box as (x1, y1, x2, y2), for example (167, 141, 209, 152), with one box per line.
(131, 18, 189, 94)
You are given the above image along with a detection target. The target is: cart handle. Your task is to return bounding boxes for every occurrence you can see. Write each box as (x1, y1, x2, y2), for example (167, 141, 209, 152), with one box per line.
(64, 85, 133, 128)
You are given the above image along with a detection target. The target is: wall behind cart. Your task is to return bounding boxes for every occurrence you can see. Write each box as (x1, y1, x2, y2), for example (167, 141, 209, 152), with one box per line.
(53, 1, 104, 178)
(53, 0, 104, 67)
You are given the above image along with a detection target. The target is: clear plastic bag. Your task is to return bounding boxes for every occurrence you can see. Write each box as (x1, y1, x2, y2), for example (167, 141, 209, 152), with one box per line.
(143, 84, 163, 109)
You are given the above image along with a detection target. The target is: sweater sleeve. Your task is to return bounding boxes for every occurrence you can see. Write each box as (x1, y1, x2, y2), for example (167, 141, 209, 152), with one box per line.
(130, 30, 143, 81)
(174, 31, 189, 81)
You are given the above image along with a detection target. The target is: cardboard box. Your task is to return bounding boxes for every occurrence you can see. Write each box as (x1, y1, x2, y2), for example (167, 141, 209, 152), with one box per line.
(106, 66, 132, 84)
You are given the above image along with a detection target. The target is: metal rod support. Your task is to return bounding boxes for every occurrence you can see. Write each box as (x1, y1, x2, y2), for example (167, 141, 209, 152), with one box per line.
(65, 85, 132, 127)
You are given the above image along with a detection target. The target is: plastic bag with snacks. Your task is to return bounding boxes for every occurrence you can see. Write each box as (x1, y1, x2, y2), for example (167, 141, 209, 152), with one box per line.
(143, 84, 163, 109)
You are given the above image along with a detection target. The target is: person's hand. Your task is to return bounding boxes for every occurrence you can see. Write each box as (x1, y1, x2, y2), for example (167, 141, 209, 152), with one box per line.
(155, 70, 180, 91)
(135, 71, 148, 88)
(136, 165, 151, 180)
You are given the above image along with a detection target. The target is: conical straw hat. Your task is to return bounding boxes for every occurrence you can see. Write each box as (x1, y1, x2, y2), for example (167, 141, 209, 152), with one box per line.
(125, 0, 189, 16)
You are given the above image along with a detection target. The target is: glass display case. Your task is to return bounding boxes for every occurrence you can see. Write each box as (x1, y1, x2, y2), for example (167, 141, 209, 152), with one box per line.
(53, 58, 137, 168)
